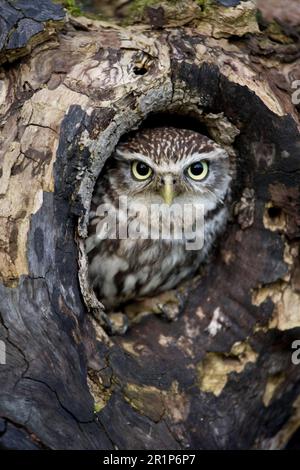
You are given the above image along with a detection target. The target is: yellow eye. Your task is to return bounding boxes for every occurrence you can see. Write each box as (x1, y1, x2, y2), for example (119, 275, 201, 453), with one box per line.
(187, 161, 209, 181)
(132, 161, 153, 180)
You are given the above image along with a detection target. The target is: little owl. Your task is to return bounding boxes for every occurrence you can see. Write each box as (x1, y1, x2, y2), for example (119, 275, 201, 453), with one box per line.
(86, 127, 233, 321)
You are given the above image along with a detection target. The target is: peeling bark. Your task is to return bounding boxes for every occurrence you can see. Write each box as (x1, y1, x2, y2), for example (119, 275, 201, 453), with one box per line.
(0, 0, 299, 450)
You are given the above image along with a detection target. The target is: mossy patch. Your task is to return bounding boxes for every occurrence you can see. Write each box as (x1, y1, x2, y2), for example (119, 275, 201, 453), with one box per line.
(88, 371, 113, 414)
(54, 0, 82, 16)
(123, 0, 258, 37)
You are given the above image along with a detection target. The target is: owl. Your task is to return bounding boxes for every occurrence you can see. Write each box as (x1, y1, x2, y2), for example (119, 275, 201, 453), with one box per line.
(86, 127, 233, 317)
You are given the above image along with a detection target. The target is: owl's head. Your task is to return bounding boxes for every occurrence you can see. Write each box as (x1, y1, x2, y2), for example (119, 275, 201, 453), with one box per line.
(105, 127, 233, 214)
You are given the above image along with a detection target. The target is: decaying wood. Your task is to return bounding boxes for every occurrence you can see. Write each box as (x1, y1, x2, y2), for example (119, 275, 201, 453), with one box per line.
(0, 0, 299, 449)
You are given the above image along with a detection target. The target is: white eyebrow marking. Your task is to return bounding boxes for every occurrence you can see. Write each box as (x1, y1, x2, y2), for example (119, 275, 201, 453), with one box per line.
(116, 147, 229, 175)
(117, 150, 184, 173)
(183, 148, 229, 168)
(115, 150, 155, 168)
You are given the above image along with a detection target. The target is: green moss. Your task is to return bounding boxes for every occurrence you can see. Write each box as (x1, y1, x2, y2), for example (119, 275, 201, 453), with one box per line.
(94, 402, 105, 413)
(255, 8, 265, 27)
(127, 0, 179, 17)
(266, 21, 294, 44)
(54, 0, 82, 16)
(128, 0, 163, 14)
(195, 0, 214, 9)
(112, 0, 250, 27)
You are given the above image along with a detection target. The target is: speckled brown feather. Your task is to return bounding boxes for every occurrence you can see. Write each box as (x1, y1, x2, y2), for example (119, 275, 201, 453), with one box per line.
(86, 127, 234, 310)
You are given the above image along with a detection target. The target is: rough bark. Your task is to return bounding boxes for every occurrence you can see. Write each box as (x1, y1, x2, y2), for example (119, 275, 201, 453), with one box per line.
(0, 0, 65, 65)
(0, 0, 300, 450)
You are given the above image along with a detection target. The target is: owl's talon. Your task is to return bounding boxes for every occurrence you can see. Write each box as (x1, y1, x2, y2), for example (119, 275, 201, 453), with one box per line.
(121, 289, 184, 325)
(158, 301, 181, 322)
(109, 312, 129, 335)
(92, 308, 129, 335)
(158, 291, 185, 321)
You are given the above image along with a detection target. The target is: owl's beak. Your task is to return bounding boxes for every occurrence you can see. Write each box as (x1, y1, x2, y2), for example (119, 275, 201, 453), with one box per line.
(160, 176, 175, 206)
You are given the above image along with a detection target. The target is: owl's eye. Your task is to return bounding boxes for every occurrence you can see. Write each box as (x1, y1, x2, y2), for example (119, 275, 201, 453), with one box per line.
(131, 161, 153, 180)
(186, 161, 209, 181)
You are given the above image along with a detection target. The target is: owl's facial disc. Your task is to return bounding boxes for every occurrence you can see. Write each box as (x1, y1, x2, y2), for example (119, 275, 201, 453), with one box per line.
(114, 131, 232, 211)
(131, 162, 179, 205)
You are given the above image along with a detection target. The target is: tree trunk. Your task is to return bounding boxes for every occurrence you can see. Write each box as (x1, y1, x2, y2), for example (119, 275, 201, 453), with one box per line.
(0, 0, 300, 450)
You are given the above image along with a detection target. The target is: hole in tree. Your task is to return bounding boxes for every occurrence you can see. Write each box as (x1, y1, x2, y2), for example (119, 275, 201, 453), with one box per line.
(85, 111, 235, 334)
(268, 206, 282, 219)
(133, 66, 148, 76)
(118, 112, 210, 145)
(141, 112, 209, 134)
